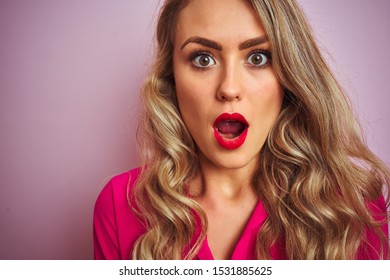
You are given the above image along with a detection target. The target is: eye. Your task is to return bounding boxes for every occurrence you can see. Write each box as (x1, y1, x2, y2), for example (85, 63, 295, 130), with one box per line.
(192, 53, 216, 68)
(246, 51, 270, 67)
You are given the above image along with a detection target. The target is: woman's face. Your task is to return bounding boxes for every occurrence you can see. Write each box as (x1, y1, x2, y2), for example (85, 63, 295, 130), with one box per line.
(173, 0, 283, 171)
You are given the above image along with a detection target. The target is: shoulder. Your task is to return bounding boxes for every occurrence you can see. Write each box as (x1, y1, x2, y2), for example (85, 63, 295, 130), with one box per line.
(93, 167, 145, 259)
(358, 195, 389, 259)
(367, 195, 388, 216)
(95, 168, 141, 209)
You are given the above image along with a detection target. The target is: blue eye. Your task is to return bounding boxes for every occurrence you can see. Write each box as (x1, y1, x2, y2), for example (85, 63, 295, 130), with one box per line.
(192, 54, 216, 68)
(247, 52, 269, 67)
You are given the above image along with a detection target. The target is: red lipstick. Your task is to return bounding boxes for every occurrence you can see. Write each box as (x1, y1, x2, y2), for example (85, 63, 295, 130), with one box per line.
(213, 113, 249, 150)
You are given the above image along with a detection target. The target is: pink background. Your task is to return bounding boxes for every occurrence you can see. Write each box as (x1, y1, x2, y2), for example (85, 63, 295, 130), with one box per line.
(0, 0, 389, 259)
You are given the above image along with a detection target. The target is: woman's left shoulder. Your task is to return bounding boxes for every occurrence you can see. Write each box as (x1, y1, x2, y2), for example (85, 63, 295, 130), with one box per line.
(367, 196, 388, 214)
(358, 195, 389, 260)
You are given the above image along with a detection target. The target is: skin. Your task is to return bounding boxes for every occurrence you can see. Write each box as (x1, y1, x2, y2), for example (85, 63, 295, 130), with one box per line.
(173, 0, 283, 259)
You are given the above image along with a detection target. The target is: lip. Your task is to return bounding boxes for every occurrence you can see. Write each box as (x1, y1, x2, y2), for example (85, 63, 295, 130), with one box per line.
(213, 113, 249, 150)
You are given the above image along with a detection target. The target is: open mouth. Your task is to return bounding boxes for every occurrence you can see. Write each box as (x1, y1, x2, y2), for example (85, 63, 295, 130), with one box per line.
(215, 120, 247, 139)
(213, 113, 249, 150)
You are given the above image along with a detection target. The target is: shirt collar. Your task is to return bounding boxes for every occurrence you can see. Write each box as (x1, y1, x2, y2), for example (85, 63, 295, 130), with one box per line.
(196, 200, 268, 260)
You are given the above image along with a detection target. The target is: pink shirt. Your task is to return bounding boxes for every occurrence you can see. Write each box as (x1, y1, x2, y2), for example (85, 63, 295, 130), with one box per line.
(93, 168, 388, 260)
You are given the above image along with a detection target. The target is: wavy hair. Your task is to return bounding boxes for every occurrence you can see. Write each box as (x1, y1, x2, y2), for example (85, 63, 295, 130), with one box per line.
(131, 0, 390, 259)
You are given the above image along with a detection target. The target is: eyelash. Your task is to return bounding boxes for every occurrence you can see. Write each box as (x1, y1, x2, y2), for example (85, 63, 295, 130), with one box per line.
(187, 49, 272, 70)
(187, 50, 215, 70)
(246, 49, 272, 68)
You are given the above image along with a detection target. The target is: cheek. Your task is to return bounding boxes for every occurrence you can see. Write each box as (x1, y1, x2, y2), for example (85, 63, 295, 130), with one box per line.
(174, 68, 214, 125)
(264, 84, 283, 111)
(175, 64, 197, 110)
(176, 83, 200, 108)
(249, 75, 283, 113)
(176, 83, 201, 117)
(175, 79, 212, 134)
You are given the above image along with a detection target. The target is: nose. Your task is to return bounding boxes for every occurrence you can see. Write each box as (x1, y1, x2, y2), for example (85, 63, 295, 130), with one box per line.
(216, 63, 242, 102)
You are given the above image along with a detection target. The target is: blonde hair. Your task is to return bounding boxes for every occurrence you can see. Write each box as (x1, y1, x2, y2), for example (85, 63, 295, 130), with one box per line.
(131, 0, 390, 259)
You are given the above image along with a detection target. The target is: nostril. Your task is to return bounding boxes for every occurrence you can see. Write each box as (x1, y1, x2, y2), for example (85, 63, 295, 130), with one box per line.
(217, 84, 242, 101)
(220, 93, 240, 101)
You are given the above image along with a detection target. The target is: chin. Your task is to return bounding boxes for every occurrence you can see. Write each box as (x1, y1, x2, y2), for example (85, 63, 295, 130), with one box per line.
(200, 148, 260, 171)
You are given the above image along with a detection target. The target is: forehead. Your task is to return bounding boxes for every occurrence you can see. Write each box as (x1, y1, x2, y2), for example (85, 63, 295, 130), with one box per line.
(175, 0, 266, 46)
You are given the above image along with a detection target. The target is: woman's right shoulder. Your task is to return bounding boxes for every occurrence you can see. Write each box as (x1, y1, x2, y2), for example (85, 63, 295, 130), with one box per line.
(94, 167, 142, 210)
(93, 167, 145, 259)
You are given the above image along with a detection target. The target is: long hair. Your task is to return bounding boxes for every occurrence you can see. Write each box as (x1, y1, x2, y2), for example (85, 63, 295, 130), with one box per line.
(131, 0, 204, 259)
(131, 0, 390, 259)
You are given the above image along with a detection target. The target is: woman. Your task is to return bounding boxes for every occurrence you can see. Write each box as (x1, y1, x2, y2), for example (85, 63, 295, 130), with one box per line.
(93, 0, 390, 259)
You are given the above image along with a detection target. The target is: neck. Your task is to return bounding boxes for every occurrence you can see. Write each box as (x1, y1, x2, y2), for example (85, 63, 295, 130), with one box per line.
(190, 154, 258, 204)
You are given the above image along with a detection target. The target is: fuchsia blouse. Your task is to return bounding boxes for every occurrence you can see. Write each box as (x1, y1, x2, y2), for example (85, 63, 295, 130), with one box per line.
(93, 168, 389, 260)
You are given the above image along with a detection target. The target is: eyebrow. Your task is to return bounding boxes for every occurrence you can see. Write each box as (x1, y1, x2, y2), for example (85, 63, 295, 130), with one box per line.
(238, 36, 268, 50)
(180, 37, 222, 50)
(180, 35, 268, 51)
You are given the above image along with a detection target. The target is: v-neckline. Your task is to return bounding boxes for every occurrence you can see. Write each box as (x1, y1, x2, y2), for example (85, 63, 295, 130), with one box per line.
(196, 200, 268, 260)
